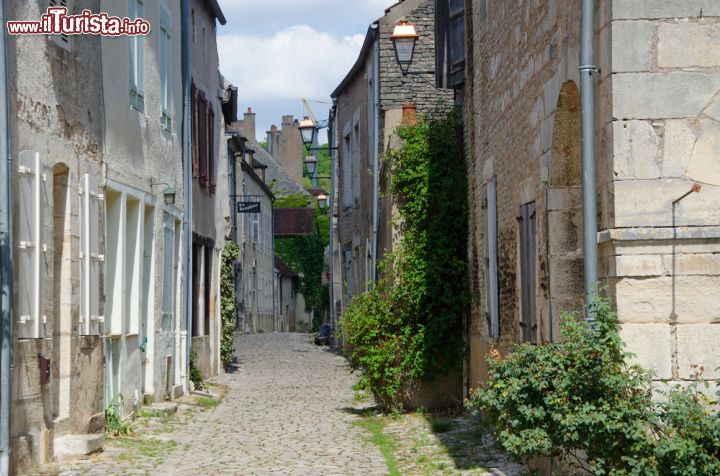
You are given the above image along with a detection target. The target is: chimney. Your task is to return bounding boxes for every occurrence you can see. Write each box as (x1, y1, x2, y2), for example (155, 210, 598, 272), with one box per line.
(402, 104, 417, 126)
(266, 124, 278, 154)
(275, 115, 303, 186)
(241, 107, 256, 141)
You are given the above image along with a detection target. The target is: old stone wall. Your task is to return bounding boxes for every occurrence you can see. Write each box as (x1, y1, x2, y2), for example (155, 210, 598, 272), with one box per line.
(465, 0, 588, 385)
(7, 1, 106, 471)
(378, 0, 454, 151)
(602, 1, 720, 387)
(335, 49, 373, 300)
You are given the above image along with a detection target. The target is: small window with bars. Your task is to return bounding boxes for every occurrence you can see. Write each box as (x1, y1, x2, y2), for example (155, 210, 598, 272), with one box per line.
(48, 0, 70, 49)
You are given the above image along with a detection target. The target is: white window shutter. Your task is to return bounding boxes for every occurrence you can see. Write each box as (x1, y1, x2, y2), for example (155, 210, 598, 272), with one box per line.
(17, 151, 46, 339)
(79, 174, 104, 335)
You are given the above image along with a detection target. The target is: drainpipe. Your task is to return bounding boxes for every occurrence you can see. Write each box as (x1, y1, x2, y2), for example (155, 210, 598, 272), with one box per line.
(327, 104, 336, 336)
(580, 0, 598, 321)
(271, 198, 276, 330)
(0, 0, 13, 473)
(181, 0, 193, 389)
(371, 24, 380, 284)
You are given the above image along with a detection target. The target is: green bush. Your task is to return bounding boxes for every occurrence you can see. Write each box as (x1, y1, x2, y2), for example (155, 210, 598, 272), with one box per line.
(466, 296, 720, 475)
(341, 108, 468, 411)
(220, 242, 239, 366)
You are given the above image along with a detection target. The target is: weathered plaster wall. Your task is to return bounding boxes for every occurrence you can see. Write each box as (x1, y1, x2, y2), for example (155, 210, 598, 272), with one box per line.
(7, 1, 106, 471)
(189, 0, 228, 379)
(101, 0, 186, 405)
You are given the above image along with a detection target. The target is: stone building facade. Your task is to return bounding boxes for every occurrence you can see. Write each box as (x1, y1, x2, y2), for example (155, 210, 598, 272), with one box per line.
(189, 0, 228, 379)
(101, 0, 187, 414)
(436, 0, 720, 392)
(331, 0, 453, 310)
(7, 2, 106, 470)
(3, 1, 228, 472)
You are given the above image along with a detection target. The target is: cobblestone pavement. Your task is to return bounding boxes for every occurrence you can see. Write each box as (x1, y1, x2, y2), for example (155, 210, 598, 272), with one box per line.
(47, 333, 388, 476)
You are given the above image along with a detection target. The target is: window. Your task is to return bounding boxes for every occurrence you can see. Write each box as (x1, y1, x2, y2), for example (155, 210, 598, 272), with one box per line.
(434, 0, 465, 89)
(159, 7, 172, 130)
(342, 134, 352, 208)
(519, 201, 537, 344)
(191, 84, 215, 192)
(104, 189, 152, 337)
(48, 0, 70, 48)
(129, 0, 145, 111)
(353, 124, 361, 206)
(191, 9, 196, 42)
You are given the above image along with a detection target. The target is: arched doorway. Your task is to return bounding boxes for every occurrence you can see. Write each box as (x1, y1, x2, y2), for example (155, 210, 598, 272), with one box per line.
(546, 81, 585, 340)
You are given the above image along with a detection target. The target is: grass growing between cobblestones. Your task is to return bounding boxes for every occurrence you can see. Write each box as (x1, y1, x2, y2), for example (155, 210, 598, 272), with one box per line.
(356, 411, 401, 476)
(357, 407, 527, 475)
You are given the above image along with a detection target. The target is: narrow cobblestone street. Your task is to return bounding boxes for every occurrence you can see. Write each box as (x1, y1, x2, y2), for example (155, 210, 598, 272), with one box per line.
(52, 333, 388, 475)
(40, 333, 525, 476)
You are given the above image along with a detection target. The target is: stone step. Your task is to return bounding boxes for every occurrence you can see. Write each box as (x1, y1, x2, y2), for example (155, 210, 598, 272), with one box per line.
(54, 434, 103, 459)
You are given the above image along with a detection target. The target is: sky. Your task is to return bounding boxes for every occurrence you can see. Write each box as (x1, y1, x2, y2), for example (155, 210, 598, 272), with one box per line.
(216, 0, 396, 143)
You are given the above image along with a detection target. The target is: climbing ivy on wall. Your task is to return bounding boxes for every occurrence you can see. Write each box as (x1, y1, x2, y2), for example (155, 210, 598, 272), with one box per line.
(274, 196, 330, 330)
(340, 108, 468, 410)
(220, 242, 239, 367)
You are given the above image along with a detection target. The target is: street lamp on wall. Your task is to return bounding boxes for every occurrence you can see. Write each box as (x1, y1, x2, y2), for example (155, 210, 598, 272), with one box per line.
(391, 20, 419, 76)
(298, 116, 317, 148)
(304, 155, 317, 177)
(150, 179, 177, 205)
(317, 193, 328, 209)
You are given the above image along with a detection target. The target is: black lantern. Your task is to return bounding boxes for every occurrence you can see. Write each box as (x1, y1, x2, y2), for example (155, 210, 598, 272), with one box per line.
(298, 116, 317, 148)
(391, 20, 419, 76)
(304, 155, 317, 176)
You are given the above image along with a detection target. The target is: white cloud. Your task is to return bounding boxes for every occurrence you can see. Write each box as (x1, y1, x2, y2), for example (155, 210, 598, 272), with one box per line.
(218, 25, 365, 102)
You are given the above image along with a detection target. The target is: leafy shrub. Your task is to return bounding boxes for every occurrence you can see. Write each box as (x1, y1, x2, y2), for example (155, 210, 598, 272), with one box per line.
(466, 296, 720, 475)
(341, 108, 468, 410)
(220, 242, 239, 366)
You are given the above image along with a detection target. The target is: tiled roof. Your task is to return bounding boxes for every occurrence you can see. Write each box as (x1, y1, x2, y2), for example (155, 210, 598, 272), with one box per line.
(306, 188, 328, 197)
(274, 208, 314, 237)
(274, 257, 298, 277)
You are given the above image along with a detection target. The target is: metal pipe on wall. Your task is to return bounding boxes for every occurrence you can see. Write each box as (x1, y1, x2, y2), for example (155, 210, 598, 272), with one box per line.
(328, 104, 336, 335)
(0, 0, 13, 472)
(181, 0, 193, 389)
(371, 24, 380, 284)
(580, 0, 598, 321)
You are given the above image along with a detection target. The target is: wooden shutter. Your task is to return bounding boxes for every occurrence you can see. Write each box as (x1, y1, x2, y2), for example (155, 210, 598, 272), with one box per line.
(434, 0, 449, 88)
(519, 202, 537, 344)
(484, 178, 499, 339)
(161, 212, 175, 331)
(198, 93, 208, 187)
(17, 151, 46, 339)
(208, 104, 215, 192)
(191, 83, 198, 178)
(448, 0, 465, 88)
(79, 174, 104, 335)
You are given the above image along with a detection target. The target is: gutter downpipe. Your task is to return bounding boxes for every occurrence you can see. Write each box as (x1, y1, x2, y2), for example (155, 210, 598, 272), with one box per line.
(580, 0, 598, 322)
(371, 24, 380, 284)
(328, 104, 336, 336)
(181, 0, 193, 390)
(0, 0, 13, 472)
